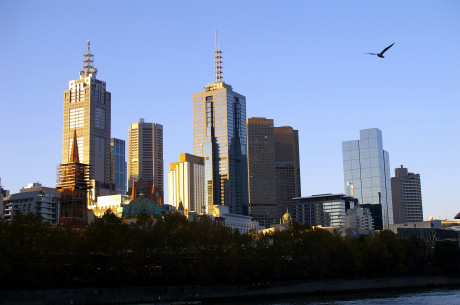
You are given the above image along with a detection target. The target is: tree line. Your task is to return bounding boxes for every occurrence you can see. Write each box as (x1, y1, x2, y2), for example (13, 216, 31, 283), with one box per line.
(0, 211, 459, 289)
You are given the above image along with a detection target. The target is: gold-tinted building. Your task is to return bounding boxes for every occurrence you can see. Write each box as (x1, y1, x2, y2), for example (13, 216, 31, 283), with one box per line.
(192, 36, 248, 215)
(246, 117, 277, 228)
(62, 41, 111, 196)
(168, 153, 206, 215)
(128, 118, 163, 203)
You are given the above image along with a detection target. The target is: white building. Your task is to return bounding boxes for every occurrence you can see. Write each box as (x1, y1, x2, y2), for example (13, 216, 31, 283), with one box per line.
(89, 194, 131, 218)
(209, 205, 261, 234)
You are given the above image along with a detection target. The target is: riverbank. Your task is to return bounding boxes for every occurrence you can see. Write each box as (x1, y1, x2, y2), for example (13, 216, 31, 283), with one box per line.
(1, 276, 460, 305)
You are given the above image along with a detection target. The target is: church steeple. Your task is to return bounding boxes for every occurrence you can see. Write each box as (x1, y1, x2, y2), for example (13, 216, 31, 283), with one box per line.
(70, 129, 80, 163)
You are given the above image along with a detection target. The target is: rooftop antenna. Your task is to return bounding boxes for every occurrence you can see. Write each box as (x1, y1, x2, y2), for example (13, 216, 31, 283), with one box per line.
(214, 30, 223, 83)
(80, 40, 97, 76)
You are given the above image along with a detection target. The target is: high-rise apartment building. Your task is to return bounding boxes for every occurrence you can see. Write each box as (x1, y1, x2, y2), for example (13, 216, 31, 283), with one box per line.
(342, 128, 393, 229)
(246, 117, 277, 228)
(128, 119, 163, 203)
(168, 153, 206, 215)
(111, 138, 127, 195)
(274, 126, 301, 218)
(192, 36, 248, 215)
(62, 41, 111, 191)
(391, 165, 423, 223)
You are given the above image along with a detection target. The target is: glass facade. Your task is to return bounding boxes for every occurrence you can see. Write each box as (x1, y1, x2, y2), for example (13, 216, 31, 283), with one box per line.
(342, 128, 393, 229)
(292, 194, 358, 227)
(111, 138, 127, 195)
(193, 82, 248, 215)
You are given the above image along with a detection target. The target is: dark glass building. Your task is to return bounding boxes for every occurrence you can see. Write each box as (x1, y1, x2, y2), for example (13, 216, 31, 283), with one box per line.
(111, 138, 127, 195)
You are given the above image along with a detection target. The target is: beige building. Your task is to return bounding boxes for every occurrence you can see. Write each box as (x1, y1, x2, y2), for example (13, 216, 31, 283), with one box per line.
(128, 118, 163, 202)
(62, 41, 112, 199)
(168, 153, 206, 215)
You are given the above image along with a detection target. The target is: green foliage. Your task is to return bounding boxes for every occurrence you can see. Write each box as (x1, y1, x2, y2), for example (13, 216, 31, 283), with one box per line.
(0, 213, 456, 289)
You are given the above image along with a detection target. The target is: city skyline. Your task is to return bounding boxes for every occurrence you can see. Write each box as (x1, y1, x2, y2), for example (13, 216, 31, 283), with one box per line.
(1, 1, 459, 220)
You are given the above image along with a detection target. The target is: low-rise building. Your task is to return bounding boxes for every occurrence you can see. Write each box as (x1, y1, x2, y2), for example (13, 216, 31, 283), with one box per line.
(292, 194, 358, 228)
(89, 194, 131, 218)
(209, 205, 261, 234)
(3, 183, 60, 223)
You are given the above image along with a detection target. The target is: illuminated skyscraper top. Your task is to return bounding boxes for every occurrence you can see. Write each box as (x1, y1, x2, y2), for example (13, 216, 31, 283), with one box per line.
(192, 32, 248, 215)
(62, 41, 111, 187)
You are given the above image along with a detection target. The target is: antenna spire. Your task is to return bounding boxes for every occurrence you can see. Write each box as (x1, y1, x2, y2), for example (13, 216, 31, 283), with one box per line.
(80, 40, 97, 76)
(214, 31, 223, 83)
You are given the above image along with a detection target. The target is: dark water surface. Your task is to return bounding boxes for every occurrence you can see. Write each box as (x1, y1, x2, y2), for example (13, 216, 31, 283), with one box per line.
(207, 287, 460, 305)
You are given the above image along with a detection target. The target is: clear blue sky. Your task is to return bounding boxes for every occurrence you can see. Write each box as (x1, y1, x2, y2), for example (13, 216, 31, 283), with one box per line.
(1, 0, 459, 220)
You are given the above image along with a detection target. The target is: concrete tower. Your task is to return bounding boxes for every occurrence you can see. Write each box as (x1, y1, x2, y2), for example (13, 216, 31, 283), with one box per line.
(128, 118, 164, 203)
(62, 41, 111, 200)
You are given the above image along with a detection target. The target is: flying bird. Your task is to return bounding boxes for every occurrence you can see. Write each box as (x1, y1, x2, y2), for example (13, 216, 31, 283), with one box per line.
(365, 43, 395, 58)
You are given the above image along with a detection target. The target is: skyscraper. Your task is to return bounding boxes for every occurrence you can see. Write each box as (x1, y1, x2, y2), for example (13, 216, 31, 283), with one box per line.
(274, 126, 301, 218)
(391, 165, 423, 223)
(342, 128, 393, 229)
(246, 117, 277, 228)
(128, 118, 163, 203)
(62, 41, 111, 191)
(111, 138, 127, 195)
(192, 34, 248, 215)
(168, 153, 206, 215)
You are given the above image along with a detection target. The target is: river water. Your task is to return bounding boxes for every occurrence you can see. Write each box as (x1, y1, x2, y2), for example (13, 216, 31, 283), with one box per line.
(209, 287, 460, 305)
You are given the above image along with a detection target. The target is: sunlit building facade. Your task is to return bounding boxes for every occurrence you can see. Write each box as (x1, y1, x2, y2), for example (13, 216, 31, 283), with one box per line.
(168, 153, 206, 215)
(62, 41, 111, 188)
(128, 119, 163, 203)
(342, 128, 393, 229)
(192, 41, 248, 215)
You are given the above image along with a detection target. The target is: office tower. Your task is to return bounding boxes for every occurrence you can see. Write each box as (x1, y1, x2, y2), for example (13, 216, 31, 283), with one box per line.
(168, 153, 206, 215)
(391, 165, 423, 223)
(128, 119, 163, 203)
(192, 34, 248, 215)
(246, 117, 277, 228)
(57, 130, 91, 225)
(62, 41, 111, 192)
(274, 126, 301, 219)
(111, 138, 127, 195)
(342, 128, 393, 229)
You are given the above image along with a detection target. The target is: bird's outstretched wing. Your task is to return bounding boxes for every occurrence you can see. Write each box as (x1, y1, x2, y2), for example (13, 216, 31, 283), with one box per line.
(380, 43, 395, 55)
(365, 53, 377, 55)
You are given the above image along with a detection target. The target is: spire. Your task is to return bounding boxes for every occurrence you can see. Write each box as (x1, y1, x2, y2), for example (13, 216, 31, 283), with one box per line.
(70, 129, 80, 163)
(214, 30, 223, 83)
(80, 40, 97, 77)
(131, 179, 136, 201)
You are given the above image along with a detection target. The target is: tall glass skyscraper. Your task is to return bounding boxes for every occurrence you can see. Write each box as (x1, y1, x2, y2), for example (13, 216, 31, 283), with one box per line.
(111, 138, 127, 195)
(192, 38, 248, 215)
(342, 128, 393, 229)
